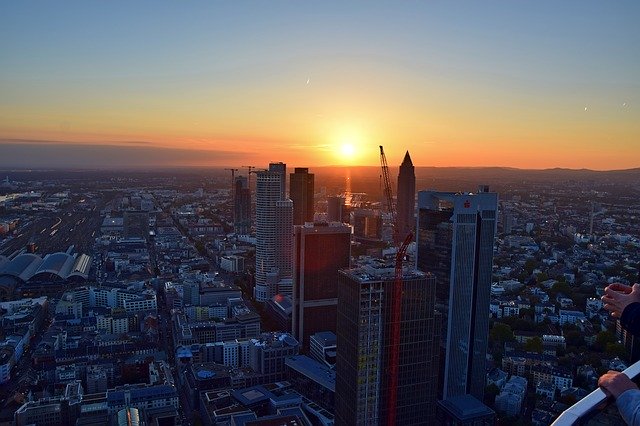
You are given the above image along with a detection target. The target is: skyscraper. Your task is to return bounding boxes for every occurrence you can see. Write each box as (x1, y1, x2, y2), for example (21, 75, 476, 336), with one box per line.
(274, 199, 293, 279)
(290, 167, 315, 225)
(255, 163, 290, 302)
(396, 151, 416, 239)
(327, 196, 345, 223)
(234, 175, 251, 235)
(292, 222, 351, 348)
(268, 161, 287, 198)
(335, 265, 440, 426)
(416, 188, 498, 400)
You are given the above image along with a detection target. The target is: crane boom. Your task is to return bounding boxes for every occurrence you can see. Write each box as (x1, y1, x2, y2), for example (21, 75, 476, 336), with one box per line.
(379, 145, 396, 222)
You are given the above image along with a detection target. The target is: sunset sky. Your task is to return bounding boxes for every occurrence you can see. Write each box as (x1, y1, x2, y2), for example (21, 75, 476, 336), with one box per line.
(1, 1, 639, 170)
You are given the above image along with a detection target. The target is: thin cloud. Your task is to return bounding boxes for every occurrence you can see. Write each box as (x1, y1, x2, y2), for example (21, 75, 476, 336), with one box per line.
(0, 141, 257, 169)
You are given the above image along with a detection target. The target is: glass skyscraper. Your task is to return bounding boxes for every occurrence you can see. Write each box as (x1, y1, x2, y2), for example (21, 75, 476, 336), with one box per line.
(335, 265, 440, 425)
(416, 188, 497, 400)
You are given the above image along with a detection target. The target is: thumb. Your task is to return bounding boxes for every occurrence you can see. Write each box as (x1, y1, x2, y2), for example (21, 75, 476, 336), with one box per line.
(632, 283, 640, 293)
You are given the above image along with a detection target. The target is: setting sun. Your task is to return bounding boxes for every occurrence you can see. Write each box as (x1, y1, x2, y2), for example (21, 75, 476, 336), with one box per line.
(341, 144, 355, 157)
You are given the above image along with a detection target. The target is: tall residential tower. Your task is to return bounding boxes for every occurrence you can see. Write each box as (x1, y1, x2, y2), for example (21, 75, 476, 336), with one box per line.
(255, 162, 291, 302)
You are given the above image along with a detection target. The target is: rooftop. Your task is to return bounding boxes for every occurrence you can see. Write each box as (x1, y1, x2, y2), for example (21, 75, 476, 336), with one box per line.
(285, 355, 335, 392)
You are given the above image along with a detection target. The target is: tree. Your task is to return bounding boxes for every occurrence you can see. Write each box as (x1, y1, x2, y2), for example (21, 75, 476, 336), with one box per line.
(484, 383, 500, 406)
(549, 281, 572, 298)
(490, 323, 515, 345)
(524, 336, 544, 354)
(519, 308, 535, 320)
(606, 342, 629, 361)
(593, 331, 616, 352)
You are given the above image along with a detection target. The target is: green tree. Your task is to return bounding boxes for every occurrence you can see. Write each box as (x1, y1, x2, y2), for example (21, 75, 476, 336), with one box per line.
(524, 336, 544, 354)
(490, 323, 515, 345)
(484, 383, 500, 406)
(519, 308, 535, 320)
(549, 281, 571, 298)
(606, 342, 629, 360)
(564, 329, 585, 349)
(593, 331, 616, 351)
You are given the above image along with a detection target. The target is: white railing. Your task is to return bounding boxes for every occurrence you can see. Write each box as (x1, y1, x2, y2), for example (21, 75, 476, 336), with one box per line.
(551, 359, 640, 426)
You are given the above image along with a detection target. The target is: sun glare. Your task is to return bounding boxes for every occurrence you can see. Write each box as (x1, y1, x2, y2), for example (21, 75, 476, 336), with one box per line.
(333, 126, 367, 165)
(341, 144, 355, 157)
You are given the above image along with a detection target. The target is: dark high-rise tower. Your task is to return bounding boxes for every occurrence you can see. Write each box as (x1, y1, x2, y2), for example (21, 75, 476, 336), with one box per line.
(416, 188, 497, 400)
(234, 176, 251, 234)
(290, 168, 315, 225)
(335, 265, 440, 426)
(396, 151, 416, 238)
(292, 222, 351, 349)
(327, 196, 345, 223)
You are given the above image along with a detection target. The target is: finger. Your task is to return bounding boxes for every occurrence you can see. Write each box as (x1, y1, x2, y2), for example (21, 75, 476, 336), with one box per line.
(608, 284, 632, 294)
(604, 288, 622, 297)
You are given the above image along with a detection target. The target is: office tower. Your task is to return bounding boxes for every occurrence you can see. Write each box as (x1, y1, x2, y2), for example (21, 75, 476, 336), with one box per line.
(327, 196, 345, 222)
(396, 151, 416, 239)
(335, 266, 440, 426)
(255, 163, 292, 302)
(123, 210, 149, 240)
(234, 176, 251, 234)
(352, 209, 382, 241)
(290, 168, 315, 225)
(292, 222, 351, 348)
(275, 199, 293, 279)
(416, 188, 498, 400)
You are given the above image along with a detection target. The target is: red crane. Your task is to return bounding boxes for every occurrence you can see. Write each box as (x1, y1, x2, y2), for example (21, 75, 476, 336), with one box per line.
(379, 144, 412, 425)
(387, 231, 413, 426)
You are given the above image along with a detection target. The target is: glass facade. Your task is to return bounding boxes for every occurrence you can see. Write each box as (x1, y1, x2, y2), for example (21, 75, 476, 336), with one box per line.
(335, 269, 440, 425)
(416, 190, 497, 401)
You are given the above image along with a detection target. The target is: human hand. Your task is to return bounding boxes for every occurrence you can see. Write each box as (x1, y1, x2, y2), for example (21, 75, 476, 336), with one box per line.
(602, 283, 640, 318)
(605, 283, 633, 295)
(598, 371, 638, 398)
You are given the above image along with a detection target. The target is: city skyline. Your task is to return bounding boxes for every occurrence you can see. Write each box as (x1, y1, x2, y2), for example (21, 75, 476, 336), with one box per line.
(1, 2, 639, 170)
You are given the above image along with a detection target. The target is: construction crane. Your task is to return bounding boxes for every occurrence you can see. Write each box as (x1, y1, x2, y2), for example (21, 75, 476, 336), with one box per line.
(387, 231, 413, 426)
(242, 165, 256, 187)
(224, 168, 239, 193)
(379, 144, 413, 426)
(379, 146, 396, 221)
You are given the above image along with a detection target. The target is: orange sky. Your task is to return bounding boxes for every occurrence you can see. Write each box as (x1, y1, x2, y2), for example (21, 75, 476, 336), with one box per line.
(1, 2, 639, 170)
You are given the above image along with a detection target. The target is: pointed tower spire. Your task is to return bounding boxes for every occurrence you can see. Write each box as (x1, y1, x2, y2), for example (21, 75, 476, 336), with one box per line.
(401, 151, 413, 166)
(397, 150, 416, 239)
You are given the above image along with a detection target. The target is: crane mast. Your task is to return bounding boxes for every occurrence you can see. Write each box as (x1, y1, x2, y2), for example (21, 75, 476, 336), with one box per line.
(387, 231, 413, 426)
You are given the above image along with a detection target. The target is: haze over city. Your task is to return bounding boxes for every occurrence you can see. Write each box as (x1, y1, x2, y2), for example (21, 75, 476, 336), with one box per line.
(3, 4, 640, 425)
(1, 1, 639, 170)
